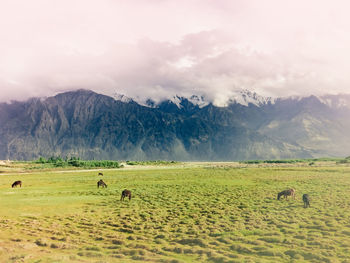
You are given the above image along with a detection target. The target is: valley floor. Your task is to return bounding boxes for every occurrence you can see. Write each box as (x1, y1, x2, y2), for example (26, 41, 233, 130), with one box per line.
(0, 162, 349, 262)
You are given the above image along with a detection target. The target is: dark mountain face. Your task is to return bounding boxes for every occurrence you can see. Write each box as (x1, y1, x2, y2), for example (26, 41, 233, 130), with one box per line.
(257, 96, 350, 157)
(0, 89, 348, 161)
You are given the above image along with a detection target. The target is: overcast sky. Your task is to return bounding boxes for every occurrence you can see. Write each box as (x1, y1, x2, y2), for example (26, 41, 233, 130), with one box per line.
(1, 0, 350, 105)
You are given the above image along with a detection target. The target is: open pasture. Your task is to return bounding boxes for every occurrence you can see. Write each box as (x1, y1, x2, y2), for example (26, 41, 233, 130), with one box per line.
(0, 164, 350, 262)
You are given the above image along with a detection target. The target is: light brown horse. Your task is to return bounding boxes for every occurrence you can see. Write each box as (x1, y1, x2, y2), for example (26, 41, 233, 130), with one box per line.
(12, 180, 22, 188)
(121, 189, 131, 201)
(277, 188, 295, 200)
(97, 179, 107, 188)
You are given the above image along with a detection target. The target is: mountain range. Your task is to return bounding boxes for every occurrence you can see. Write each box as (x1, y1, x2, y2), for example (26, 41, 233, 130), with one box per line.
(0, 89, 349, 161)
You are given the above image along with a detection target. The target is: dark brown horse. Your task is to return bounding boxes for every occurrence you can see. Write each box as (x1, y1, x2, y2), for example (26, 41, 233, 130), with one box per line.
(302, 194, 310, 208)
(277, 188, 295, 200)
(97, 179, 107, 188)
(98, 172, 103, 176)
(12, 180, 22, 188)
(121, 189, 131, 201)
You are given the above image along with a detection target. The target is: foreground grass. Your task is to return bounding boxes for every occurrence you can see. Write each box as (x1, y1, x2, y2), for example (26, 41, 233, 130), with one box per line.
(0, 164, 350, 262)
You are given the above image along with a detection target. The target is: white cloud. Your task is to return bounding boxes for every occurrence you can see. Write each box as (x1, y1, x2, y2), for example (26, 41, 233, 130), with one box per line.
(1, 0, 350, 103)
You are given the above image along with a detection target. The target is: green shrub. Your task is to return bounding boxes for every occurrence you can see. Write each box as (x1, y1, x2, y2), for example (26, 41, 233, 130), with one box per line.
(33, 156, 120, 168)
(126, 160, 177, 166)
(336, 159, 348, 164)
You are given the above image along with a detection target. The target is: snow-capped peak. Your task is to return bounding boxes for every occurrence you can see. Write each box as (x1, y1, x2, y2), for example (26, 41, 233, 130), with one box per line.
(188, 95, 209, 108)
(113, 90, 278, 108)
(113, 93, 133, 103)
(164, 95, 210, 109)
(228, 89, 276, 106)
(169, 95, 183, 108)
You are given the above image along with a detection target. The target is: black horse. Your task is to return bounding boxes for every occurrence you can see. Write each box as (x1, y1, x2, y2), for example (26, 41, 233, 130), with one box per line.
(302, 194, 310, 208)
(97, 179, 107, 188)
(12, 180, 22, 188)
(121, 189, 131, 201)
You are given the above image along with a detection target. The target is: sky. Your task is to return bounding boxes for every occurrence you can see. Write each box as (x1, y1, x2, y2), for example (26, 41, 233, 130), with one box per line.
(1, 0, 350, 105)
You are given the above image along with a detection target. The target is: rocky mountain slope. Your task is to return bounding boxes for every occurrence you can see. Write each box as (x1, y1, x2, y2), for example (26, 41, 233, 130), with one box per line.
(0, 89, 349, 161)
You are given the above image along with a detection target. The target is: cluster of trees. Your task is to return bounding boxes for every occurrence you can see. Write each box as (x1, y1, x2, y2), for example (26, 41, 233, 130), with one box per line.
(336, 156, 350, 164)
(35, 156, 121, 168)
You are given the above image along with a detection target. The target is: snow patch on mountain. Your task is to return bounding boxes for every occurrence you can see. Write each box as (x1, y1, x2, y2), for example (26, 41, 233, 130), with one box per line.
(227, 90, 276, 106)
(188, 95, 209, 108)
(142, 95, 209, 109)
(114, 89, 278, 108)
(170, 95, 183, 108)
(113, 93, 133, 103)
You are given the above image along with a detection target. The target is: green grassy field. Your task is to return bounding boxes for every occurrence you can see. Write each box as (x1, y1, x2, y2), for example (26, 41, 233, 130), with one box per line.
(1, 162, 350, 262)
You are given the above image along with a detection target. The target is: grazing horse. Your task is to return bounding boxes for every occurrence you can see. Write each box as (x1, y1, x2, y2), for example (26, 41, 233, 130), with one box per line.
(12, 180, 22, 188)
(302, 194, 310, 208)
(121, 189, 131, 201)
(98, 172, 103, 176)
(277, 188, 295, 200)
(97, 179, 107, 188)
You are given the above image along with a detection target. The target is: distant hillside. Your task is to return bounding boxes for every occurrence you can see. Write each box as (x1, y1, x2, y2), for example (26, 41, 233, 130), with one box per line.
(0, 89, 349, 160)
